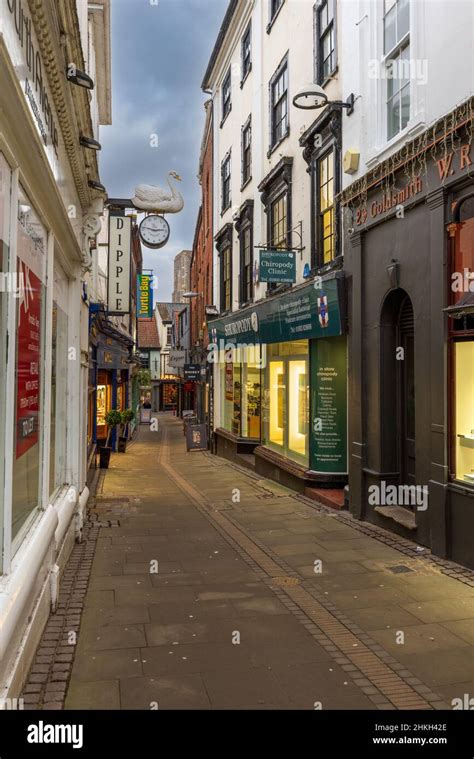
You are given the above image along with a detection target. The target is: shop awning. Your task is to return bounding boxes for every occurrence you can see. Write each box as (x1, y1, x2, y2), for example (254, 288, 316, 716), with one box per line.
(208, 272, 345, 346)
(444, 292, 474, 318)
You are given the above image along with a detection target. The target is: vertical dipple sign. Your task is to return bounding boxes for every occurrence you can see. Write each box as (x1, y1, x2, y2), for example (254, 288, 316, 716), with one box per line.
(107, 214, 132, 314)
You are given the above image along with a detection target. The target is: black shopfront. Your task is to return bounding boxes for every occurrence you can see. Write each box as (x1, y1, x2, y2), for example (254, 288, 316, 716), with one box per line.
(342, 98, 474, 568)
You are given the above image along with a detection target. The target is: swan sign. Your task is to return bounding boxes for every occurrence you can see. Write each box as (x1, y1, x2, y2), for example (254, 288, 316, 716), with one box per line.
(107, 214, 132, 315)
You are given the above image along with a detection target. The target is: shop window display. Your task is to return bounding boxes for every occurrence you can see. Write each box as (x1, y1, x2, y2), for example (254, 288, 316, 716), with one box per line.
(12, 186, 47, 541)
(263, 340, 309, 465)
(0, 153, 12, 569)
(450, 204, 474, 484)
(454, 341, 474, 483)
(221, 347, 261, 438)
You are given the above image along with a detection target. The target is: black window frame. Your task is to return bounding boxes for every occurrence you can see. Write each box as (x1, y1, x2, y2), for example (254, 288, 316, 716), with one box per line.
(315, 0, 337, 86)
(241, 116, 252, 189)
(300, 107, 342, 271)
(258, 157, 293, 295)
(235, 199, 254, 307)
(315, 147, 337, 266)
(268, 0, 285, 32)
(269, 54, 289, 155)
(221, 150, 232, 214)
(215, 223, 233, 315)
(221, 68, 232, 126)
(241, 22, 252, 85)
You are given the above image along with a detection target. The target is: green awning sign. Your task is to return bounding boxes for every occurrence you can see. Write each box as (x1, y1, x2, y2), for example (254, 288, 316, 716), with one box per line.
(208, 274, 345, 346)
(259, 249, 296, 283)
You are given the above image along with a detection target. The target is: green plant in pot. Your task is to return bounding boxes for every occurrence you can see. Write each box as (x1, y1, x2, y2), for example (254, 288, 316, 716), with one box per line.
(99, 408, 122, 468)
(118, 408, 135, 453)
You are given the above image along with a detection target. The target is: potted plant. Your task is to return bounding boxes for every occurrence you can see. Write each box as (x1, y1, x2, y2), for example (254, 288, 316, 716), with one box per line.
(118, 408, 135, 452)
(99, 408, 122, 468)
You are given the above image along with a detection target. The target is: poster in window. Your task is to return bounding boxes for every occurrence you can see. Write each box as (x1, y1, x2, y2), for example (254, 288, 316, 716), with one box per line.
(225, 361, 233, 401)
(16, 260, 41, 459)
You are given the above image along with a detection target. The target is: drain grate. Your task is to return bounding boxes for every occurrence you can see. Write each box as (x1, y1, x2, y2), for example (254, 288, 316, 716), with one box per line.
(271, 576, 301, 587)
(388, 565, 414, 574)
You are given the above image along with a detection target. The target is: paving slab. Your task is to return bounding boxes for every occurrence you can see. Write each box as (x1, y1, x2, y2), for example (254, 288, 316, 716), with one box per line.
(60, 416, 474, 711)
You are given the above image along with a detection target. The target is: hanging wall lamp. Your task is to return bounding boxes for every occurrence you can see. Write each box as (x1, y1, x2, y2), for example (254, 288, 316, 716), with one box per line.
(80, 135, 101, 151)
(66, 65, 94, 90)
(88, 180, 106, 193)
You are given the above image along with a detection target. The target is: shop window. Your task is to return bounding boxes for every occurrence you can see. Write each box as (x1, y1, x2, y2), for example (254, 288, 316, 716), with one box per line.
(453, 342, 474, 483)
(221, 347, 261, 439)
(12, 186, 47, 541)
(49, 302, 68, 497)
(0, 152, 12, 571)
(263, 341, 309, 464)
(315, 0, 336, 84)
(449, 203, 474, 484)
(384, 0, 410, 140)
(288, 359, 308, 457)
(268, 360, 285, 447)
(96, 373, 112, 441)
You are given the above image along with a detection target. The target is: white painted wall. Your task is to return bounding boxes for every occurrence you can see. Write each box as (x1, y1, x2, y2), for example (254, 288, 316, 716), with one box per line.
(206, 0, 342, 429)
(339, 0, 474, 185)
(0, 0, 111, 698)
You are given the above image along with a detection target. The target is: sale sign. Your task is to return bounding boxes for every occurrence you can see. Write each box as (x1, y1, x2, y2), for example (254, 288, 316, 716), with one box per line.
(16, 260, 41, 459)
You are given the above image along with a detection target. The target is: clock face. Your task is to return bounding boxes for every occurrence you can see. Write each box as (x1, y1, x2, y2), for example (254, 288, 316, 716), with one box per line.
(139, 214, 170, 249)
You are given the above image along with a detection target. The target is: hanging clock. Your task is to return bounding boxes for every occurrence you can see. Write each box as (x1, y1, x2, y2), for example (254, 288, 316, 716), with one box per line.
(139, 214, 170, 249)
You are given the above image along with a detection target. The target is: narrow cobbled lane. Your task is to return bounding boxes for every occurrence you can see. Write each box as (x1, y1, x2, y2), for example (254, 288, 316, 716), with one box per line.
(24, 415, 474, 710)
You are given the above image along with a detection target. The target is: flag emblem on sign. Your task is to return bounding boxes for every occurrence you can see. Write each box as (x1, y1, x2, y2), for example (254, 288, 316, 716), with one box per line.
(317, 294, 329, 327)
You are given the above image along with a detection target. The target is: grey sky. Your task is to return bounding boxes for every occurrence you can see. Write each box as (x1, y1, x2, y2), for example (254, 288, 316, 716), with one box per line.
(100, 0, 228, 301)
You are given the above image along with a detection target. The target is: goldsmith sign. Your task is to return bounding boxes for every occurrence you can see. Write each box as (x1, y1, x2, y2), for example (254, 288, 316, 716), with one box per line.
(354, 139, 474, 228)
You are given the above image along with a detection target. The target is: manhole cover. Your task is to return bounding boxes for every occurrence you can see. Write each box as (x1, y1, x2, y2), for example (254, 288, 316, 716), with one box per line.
(388, 565, 414, 574)
(271, 576, 301, 587)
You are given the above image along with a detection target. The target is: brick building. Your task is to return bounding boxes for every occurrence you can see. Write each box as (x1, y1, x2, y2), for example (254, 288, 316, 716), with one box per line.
(190, 99, 214, 428)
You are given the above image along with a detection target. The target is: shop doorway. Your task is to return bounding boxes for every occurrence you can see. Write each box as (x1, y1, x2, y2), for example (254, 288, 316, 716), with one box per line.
(380, 290, 416, 496)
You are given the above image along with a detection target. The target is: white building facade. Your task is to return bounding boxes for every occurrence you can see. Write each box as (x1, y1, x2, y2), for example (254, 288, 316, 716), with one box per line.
(0, 0, 111, 697)
(203, 0, 349, 492)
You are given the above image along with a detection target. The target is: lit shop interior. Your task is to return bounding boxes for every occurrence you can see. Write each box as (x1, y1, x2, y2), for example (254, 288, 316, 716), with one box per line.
(220, 340, 309, 466)
(449, 201, 474, 484)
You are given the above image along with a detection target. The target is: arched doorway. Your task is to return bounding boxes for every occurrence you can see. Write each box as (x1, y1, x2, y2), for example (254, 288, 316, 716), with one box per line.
(380, 289, 416, 493)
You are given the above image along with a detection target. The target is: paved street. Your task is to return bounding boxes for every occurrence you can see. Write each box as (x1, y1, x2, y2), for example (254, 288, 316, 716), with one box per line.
(23, 415, 474, 710)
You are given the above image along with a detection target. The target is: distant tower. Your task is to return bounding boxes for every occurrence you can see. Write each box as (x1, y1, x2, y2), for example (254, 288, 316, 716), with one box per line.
(172, 249, 192, 302)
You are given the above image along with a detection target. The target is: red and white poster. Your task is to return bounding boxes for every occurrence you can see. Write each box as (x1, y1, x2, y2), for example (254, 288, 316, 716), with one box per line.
(16, 259, 41, 459)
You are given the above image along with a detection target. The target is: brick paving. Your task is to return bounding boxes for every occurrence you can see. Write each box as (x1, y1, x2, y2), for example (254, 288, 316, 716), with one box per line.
(23, 415, 474, 709)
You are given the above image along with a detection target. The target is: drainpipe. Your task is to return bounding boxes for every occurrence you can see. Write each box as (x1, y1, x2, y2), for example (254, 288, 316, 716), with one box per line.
(50, 564, 60, 613)
(54, 486, 78, 550)
(75, 486, 90, 543)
